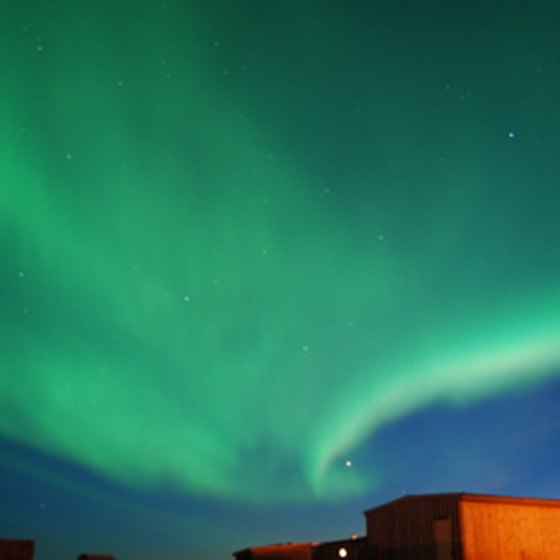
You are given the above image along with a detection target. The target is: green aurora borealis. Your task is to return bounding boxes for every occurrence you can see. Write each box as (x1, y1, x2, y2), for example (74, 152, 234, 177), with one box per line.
(3, 1, 560, 509)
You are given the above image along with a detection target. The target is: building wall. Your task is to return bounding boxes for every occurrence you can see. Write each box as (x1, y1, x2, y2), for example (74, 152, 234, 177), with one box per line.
(234, 543, 316, 560)
(313, 538, 368, 560)
(460, 499, 560, 560)
(365, 495, 462, 560)
(235, 493, 560, 560)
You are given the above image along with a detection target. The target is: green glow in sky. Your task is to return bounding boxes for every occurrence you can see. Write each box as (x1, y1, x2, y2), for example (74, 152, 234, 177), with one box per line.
(2, 2, 560, 503)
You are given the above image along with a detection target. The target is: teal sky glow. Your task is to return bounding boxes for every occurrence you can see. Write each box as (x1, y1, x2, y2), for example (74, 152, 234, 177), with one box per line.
(2, 0, 560, 521)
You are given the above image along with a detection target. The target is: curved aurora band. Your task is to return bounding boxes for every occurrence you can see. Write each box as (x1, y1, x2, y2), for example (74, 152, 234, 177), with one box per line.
(2, 2, 560, 503)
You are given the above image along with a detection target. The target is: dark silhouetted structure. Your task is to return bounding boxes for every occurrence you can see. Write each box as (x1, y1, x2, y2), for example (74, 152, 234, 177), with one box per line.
(0, 539, 35, 560)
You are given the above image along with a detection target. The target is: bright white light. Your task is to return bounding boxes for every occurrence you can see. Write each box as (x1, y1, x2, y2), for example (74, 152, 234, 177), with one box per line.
(338, 547, 348, 558)
(345, 460, 352, 467)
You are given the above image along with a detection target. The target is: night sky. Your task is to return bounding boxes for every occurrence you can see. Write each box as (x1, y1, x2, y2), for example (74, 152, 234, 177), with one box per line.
(3, 1, 560, 559)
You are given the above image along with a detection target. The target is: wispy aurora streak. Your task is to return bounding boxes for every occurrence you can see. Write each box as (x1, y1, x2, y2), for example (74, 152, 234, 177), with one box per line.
(2, 2, 560, 503)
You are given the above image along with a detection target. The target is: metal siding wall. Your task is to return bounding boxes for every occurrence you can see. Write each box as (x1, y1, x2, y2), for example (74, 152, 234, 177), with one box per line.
(460, 500, 560, 560)
(366, 495, 462, 560)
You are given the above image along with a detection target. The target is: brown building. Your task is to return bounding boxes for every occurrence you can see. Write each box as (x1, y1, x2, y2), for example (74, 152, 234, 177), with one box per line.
(0, 539, 35, 560)
(312, 537, 369, 560)
(233, 542, 317, 560)
(365, 492, 560, 560)
(234, 492, 560, 560)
